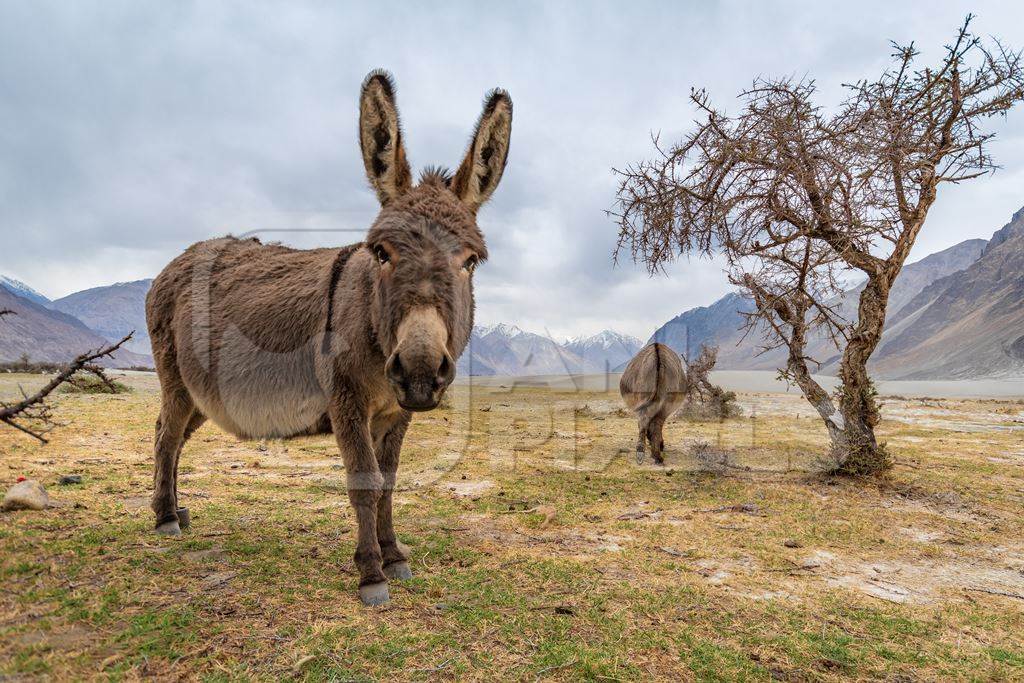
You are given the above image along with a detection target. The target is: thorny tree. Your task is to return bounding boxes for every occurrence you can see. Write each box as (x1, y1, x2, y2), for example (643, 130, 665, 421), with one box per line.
(612, 17, 1024, 473)
(0, 308, 132, 443)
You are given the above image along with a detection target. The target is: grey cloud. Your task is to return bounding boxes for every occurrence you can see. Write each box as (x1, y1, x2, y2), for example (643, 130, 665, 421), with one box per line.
(2, 1, 1022, 339)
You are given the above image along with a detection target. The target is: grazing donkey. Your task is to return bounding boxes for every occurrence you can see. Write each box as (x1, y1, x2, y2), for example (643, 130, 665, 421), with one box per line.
(144, 70, 512, 605)
(619, 343, 686, 464)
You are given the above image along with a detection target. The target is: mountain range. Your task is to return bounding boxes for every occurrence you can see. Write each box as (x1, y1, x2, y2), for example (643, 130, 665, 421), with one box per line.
(49, 280, 153, 356)
(0, 285, 151, 368)
(0, 277, 644, 375)
(456, 324, 643, 376)
(649, 207, 1024, 379)
(1, 206, 1020, 377)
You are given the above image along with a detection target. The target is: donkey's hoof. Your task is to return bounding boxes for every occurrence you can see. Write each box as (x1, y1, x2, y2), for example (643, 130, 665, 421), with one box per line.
(155, 520, 181, 537)
(176, 507, 191, 529)
(635, 450, 646, 465)
(384, 561, 413, 581)
(359, 581, 390, 606)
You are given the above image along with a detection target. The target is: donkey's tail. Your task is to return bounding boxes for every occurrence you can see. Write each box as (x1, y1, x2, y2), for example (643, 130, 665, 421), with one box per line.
(630, 344, 666, 415)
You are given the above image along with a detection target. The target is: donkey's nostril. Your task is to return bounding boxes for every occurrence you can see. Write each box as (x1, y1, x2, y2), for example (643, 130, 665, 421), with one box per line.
(435, 353, 455, 389)
(385, 353, 405, 386)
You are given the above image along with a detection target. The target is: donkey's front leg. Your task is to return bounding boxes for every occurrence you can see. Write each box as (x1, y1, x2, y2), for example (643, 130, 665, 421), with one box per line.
(374, 411, 412, 580)
(330, 401, 389, 606)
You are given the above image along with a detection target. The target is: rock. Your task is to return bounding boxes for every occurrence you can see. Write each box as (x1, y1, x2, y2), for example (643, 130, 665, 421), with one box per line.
(59, 475, 83, 485)
(784, 539, 803, 548)
(3, 480, 49, 511)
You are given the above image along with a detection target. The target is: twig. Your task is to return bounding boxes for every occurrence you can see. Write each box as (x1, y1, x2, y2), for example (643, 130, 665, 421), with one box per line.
(534, 658, 579, 681)
(965, 586, 1024, 601)
(0, 332, 133, 442)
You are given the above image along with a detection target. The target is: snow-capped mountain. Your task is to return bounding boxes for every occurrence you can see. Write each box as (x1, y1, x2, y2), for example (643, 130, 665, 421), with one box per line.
(0, 275, 50, 307)
(455, 325, 642, 376)
(564, 330, 643, 372)
(475, 323, 524, 338)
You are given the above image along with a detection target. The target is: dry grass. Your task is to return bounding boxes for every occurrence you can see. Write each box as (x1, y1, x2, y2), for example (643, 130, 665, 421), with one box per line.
(2, 372, 1023, 680)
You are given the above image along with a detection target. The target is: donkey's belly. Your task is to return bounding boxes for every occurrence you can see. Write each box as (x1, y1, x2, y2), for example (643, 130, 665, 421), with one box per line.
(184, 343, 332, 440)
(199, 383, 329, 440)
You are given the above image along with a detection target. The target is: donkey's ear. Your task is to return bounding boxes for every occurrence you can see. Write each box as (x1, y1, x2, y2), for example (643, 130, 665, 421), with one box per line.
(452, 89, 512, 213)
(359, 69, 413, 206)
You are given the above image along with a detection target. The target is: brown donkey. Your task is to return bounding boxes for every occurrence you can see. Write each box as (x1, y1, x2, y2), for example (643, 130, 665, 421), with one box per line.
(145, 70, 512, 605)
(619, 343, 686, 464)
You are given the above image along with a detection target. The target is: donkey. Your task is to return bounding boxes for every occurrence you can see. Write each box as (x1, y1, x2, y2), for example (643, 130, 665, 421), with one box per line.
(144, 70, 512, 605)
(619, 343, 687, 464)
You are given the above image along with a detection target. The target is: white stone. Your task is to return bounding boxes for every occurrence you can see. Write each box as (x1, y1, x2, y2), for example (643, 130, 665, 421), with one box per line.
(2, 480, 49, 511)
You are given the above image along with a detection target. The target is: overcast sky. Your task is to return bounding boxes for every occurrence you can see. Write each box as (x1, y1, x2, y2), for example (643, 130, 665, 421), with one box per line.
(2, 1, 1023, 341)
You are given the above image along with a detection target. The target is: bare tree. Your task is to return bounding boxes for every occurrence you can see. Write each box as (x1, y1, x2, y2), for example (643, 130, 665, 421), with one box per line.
(612, 17, 1024, 473)
(0, 317, 133, 443)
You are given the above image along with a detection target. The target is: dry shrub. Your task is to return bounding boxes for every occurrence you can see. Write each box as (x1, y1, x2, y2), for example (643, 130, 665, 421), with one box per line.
(691, 439, 730, 475)
(59, 375, 132, 394)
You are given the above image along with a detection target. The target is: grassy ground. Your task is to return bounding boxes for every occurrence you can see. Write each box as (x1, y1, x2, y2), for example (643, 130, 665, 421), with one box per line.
(1, 372, 1023, 681)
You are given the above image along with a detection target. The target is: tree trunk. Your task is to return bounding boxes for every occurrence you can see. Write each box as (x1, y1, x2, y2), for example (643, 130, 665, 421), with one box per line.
(778, 301, 847, 458)
(836, 276, 892, 474)
(787, 352, 847, 456)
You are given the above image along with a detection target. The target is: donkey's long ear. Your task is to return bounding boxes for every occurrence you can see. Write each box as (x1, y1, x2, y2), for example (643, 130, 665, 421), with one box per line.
(452, 89, 513, 213)
(359, 70, 413, 206)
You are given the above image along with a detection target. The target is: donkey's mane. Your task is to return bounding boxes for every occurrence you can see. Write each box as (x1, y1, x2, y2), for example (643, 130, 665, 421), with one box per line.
(419, 166, 453, 186)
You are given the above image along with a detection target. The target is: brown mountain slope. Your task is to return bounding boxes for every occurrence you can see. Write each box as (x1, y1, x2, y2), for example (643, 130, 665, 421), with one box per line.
(0, 287, 150, 368)
(50, 279, 153, 356)
(649, 238, 988, 374)
(871, 208, 1024, 379)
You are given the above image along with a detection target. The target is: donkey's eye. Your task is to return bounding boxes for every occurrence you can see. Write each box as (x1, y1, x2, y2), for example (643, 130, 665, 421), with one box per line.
(462, 255, 478, 274)
(373, 246, 390, 265)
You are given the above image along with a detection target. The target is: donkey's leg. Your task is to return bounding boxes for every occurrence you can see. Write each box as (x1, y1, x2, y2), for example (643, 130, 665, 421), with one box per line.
(646, 413, 667, 465)
(635, 415, 650, 463)
(171, 411, 206, 528)
(152, 389, 196, 536)
(373, 412, 412, 580)
(330, 399, 389, 606)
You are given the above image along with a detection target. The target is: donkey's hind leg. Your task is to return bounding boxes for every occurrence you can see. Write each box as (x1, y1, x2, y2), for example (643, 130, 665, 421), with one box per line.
(152, 389, 197, 536)
(646, 413, 667, 465)
(635, 415, 650, 463)
(171, 411, 206, 529)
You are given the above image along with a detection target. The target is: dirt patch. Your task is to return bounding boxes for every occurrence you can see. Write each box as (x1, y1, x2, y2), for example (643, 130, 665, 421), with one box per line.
(899, 527, 944, 543)
(14, 625, 95, 651)
(791, 549, 1024, 605)
(183, 547, 227, 562)
(442, 479, 494, 497)
(122, 496, 149, 512)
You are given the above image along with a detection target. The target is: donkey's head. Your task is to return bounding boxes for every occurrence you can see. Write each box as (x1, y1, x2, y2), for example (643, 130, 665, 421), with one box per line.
(358, 70, 512, 411)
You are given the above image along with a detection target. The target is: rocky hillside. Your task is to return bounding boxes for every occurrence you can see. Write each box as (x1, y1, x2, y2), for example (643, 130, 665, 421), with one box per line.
(0, 287, 151, 367)
(648, 292, 758, 367)
(50, 279, 153, 356)
(648, 233, 1002, 377)
(871, 208, 1024, 378)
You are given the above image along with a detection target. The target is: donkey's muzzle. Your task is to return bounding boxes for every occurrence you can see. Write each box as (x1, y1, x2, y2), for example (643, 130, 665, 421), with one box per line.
(385, 349, 456, 411)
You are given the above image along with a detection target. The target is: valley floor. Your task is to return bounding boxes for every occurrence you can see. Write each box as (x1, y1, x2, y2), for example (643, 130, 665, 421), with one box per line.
(1, 373, 1023, 680)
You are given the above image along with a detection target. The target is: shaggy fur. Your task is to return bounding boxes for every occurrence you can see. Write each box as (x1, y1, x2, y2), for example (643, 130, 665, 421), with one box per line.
(145, 70, 512, 605)
(619, 343, 687, 464)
